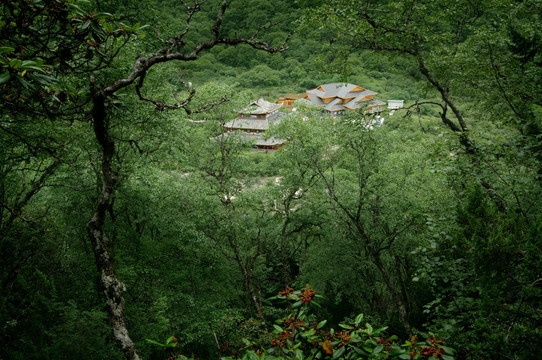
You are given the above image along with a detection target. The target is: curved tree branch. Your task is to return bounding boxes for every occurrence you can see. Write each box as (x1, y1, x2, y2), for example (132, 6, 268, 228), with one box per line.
(85, 2, 290, 359)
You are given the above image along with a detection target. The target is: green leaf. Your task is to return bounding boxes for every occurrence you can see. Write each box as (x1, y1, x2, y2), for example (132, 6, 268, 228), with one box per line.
(339, 324, 354, 330)
(22, 65, 46, 73)
(242, 351, 260, 360)
(295, 349, 304, 360)
(145, 339, 166, 347)
(21, 60, 37, 67)
(353, 347, 368, 356)
(0, 72, 10, 85)
(9, 59, 22, 69)
(0, 47, 15, 54)
(390, 347, 406, 356)
(372, 344, 383, 354)
(317, 320, 327, 329)
(273, 324, 283, 332)
(80, 20, 91, 30)
(17, 76, 29, 89)
(332, 346, 345, 359)
(354, 314, 364, 326)
(441, 355, 454, 360)
(28, 73, 57, 85)
(103, 21, 114, 33)
(292, 300, 303, 308)
(91, 22, 106, 38)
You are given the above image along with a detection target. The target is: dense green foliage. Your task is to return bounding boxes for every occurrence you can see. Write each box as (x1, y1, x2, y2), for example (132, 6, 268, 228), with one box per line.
(151, 287, 456, 360)
(1, 0, 540, 360)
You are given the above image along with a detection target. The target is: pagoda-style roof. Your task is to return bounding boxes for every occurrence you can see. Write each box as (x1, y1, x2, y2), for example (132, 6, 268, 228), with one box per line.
(223, 118, 271, 131)
(298, 83, 382, 113)
(216, 132, 285, 147)
(236, 98, 282, 115)
(220, 98, 286, 151)
(278, 93, 307, 101)
(251, 134, 284, 146)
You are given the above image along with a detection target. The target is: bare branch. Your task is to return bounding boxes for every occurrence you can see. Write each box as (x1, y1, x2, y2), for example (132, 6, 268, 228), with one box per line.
(43, 184, 94, 192)
(135, 72, 228, 113)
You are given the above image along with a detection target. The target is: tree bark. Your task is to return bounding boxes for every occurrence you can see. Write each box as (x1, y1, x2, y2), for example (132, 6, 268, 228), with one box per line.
(280, 206, 292, 287)
(86, 94, 141, 360)
(229, 237, 265, 321)
(78, 3, 287, 356)
(370, 249, 411, 334)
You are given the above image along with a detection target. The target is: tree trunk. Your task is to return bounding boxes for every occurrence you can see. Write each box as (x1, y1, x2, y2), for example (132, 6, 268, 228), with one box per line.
(371, 251, 411, 334)
(87, 95, 141, 360)
(230, 239, 265, 321)
(280, 214, 292, 286)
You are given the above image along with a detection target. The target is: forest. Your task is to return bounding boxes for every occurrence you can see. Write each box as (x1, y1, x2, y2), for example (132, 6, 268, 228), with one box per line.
(0, 0, 541, 359)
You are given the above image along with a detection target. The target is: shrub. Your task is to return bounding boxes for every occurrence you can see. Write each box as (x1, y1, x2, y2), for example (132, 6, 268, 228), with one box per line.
(149, 286, 455, 360)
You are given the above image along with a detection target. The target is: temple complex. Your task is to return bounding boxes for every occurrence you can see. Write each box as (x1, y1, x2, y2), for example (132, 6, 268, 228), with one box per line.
(222, 99, 286, 151)
(295, 83, 385, 114)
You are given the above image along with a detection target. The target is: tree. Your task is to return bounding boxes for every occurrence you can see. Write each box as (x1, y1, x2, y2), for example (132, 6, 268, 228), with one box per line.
(1, 1, 288, 358)
(274, 112, 441, 334)
(298, 2, 542, 356)
(301, 0, 493, 152)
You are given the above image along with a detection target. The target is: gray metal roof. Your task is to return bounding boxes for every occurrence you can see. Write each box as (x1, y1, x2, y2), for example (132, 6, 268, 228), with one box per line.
(306, 93, 324, 105)
(253, 135, 284, 146)
(309, 83, 370, 98)
(223, 118, 270, 130)
(325, 97, 344, 111)
(216, 132, 285, 146)
(223, 111, 285, 131)
(304, 83, 381, 112)
(236, 98, 283, 115)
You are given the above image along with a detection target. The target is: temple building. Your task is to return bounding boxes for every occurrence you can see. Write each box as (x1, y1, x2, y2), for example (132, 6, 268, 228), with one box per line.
(277, 93, 307, 108)
(296, 83, 385, 114)
(222, 99, 286, 151)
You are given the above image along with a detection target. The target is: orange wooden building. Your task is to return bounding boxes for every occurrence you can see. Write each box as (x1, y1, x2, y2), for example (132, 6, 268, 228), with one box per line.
(276, 93, 307, 108)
